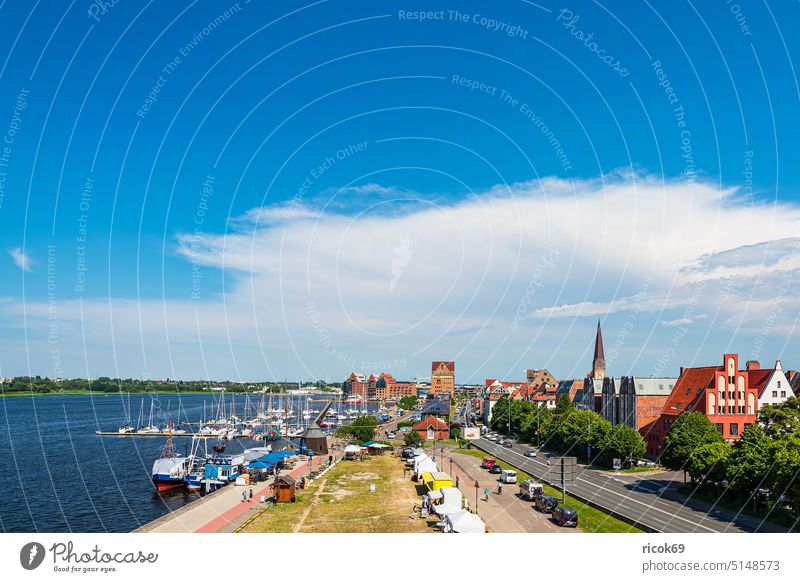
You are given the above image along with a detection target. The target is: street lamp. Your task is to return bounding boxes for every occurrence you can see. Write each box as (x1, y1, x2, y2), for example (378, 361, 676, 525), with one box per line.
(474, 479, 479, 515)
(587, 409, 592, 461)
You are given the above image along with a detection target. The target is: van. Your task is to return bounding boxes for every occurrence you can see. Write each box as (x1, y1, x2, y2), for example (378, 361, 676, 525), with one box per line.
(500, 469, 517, 484)
(518, 479, 544, 500)
(552, 506, 578, 527)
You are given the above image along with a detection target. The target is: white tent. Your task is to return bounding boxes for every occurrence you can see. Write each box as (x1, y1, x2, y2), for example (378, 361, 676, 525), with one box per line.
(434, 487, 464, 516)
(444, 510, 485, 533)
(414, 458, 438, 478)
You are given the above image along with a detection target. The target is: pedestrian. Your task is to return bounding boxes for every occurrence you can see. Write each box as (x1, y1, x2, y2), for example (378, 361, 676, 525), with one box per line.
(497, 483, 502, 495)
(249, 488, 253, 502)
(241, 490, 246, 503)
(484, 488, 489, 501)
(546, 457, 551, 467)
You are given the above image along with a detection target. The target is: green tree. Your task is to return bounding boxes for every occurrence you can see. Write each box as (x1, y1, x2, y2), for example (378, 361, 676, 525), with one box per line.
(399, 396, 418, 410)
(335, 415, 377, 443)
(758, 397, 800, 439)
(661, 411, 725, 475)
(403, 430, 424, 447)
(554, 393, 574, 417)
(687, 442, 730, 484)
(726, 423, 773, 494)
(605, 424, 646, 466)
(768, 434, 800, 517)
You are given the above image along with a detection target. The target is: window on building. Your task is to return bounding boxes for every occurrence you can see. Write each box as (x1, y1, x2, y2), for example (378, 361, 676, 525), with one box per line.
(729, 423, 739, 437)
(685, 388, 691, 395)
(675, 403, 681, 410)
(772, 391, 778, 398)
(715, 423, 724, 434)
(781, 391, 786, 398)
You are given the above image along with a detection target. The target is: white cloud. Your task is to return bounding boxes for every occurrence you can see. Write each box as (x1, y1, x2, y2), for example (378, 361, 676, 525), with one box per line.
(5, 174, 800, 379)
(8, 247, 32, 272)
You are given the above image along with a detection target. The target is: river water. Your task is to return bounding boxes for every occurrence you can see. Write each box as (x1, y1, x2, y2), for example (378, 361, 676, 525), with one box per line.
(0, 393, 354, 532)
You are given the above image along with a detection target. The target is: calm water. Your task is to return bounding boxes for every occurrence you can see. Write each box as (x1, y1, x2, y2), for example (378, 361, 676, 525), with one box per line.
(0, 393, 349, 532)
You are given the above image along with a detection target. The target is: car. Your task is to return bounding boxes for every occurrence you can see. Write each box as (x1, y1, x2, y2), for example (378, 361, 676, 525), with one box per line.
(503, 441, 513, 448)
(552, 506, 578, 527)
(534, 495, 558, 513)
(524, 449, 537, 457)
(500, 469, 517, 484)
(488, 436, 498, 442)
(481, 457, 496, 469)
(489, 464, 503, 475)
(497, 439, 505, 445)
(387, 432, 396, 439)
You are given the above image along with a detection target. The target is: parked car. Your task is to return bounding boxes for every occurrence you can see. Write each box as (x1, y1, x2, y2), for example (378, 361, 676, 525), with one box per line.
(489, 464, 503, 475)
(524, 449, 537, 457)
(519, 479, 544, 500)
(481, 457, 496, 469)
(500, 469, 517, 484)
(534, 495, 558, 513)
(387, 432, 396, 439)
(552, 506, 578, 527)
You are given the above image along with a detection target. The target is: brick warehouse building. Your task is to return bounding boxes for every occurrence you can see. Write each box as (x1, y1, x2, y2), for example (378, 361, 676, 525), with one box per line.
(375, 372, 418, 400)
(430, 361, 455, 396)
(648, 354, 759, 457)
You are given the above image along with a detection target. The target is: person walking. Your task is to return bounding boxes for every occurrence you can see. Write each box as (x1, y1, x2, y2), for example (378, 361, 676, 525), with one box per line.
(249, 488, 253, 502)
(484, 488, 489, 501)
(241, 490, 246, 503)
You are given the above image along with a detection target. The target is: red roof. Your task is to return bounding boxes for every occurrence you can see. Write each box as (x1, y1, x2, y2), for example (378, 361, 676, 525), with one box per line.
(661, 366, 718, 416)
(413, 415, 448, 430)
(432, 361, 455, 374)
(746, 368, 772, 396)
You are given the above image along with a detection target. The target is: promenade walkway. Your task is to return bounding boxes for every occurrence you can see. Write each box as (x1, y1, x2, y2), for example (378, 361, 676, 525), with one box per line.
(138, 453, 336, 533)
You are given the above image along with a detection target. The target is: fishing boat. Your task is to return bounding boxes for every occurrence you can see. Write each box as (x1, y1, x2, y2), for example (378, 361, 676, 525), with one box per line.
(151, 435, 190, 491)
(183, 437, 208, 491)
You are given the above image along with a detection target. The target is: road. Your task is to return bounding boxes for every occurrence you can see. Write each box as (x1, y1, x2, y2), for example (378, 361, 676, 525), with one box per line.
(474, 438, 789, 533)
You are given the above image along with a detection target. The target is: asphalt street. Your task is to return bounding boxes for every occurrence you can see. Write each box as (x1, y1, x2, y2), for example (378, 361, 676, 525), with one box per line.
(474, 437, 789, 533)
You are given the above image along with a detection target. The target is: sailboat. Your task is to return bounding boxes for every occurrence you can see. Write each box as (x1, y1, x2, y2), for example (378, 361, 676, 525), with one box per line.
(183, 436, 208, 491)
(137, 398, 160, 434)
(118, 393, 135, 433)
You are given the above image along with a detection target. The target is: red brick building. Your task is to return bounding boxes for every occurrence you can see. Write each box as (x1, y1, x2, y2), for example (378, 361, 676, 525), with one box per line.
(413, 415, 449, 440)
(648, 354, 759, 457)
(430, 361, 455, 396)
(375, 372, 418, 400)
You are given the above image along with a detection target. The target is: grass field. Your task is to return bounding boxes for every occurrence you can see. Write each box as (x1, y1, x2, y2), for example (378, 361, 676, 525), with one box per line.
(240, 454, 435, 533)
(452, 448, 643, 533)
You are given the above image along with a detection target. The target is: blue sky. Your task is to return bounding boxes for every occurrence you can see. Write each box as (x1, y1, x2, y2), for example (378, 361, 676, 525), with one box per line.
(0, 0, 799, 382)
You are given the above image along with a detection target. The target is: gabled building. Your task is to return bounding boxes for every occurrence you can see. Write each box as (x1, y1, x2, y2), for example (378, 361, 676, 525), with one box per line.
(413, 415, 449, 440)
(430, 361, 455, 396)
(343, 372, 368, 400)
(648, 354, 759, 457)
(617, 376, 676, 436)
(787, 369, 800, 398)
(482, 379, 521, 422)
(744, 360, 792, 407)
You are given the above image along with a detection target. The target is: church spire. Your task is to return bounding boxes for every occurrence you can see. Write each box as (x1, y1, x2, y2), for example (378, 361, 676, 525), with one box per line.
(591, 319, 606, 382)
(593, 319, 605, 364)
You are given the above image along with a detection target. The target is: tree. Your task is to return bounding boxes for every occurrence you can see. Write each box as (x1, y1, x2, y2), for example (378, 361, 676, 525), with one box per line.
(404, 430, 424, 447)
(335, 415, 377, 443)
(605, 424, 646, 466)
(758, 397, 800, 439)
(726, 423, 773, 494)
(661, 411, 724, 474)
(554, 393, 574, 417)
(767, 434, 800, 517)
(399, 396, 418, 410)
(687, 442, 730, 484)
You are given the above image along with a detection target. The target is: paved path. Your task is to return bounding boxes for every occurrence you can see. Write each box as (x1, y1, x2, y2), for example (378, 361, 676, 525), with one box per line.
(139, 453, 335, 533)
(441, 451, 578, 534)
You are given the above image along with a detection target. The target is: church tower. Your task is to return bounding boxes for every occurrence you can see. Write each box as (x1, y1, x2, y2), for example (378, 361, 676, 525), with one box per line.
(590, 320, 606, 382)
